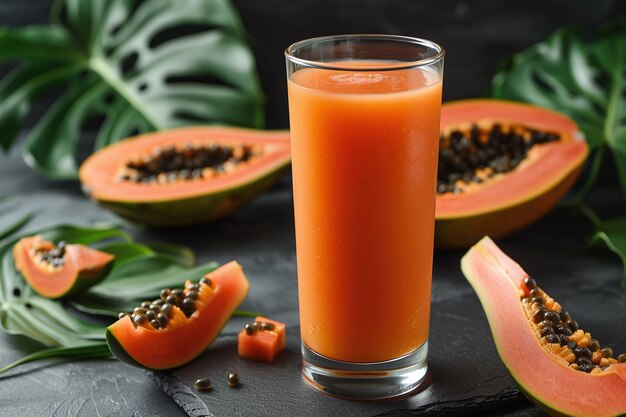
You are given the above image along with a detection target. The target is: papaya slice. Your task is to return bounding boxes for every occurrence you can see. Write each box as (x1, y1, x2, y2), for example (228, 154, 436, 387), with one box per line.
(13, 235, 114, 299)
(238, 316, 286, 362)
(79, 127, 290, 227)
(435, 99, 588, 248)
(106, 261, 250, 370)
(462, 237, 626, 417)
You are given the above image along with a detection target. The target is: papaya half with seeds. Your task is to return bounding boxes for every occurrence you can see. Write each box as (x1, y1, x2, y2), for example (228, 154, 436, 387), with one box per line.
(79, 127, 290, 227)
(462, 237, 626, 417)
(106, 261, 249, 370)
(13, 236, 114, 299)
(435, 99, 588, 249)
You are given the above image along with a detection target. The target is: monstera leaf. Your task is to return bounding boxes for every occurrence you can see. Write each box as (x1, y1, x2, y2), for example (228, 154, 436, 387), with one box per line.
(0, 0, 264, 179)
(492, 19, 626, 290)
(491, 20, 626, 193)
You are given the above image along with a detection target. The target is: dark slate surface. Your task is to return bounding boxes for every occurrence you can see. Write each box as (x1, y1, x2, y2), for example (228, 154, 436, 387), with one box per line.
(143, 175, 626, 417)
(1, 139, 625, 417)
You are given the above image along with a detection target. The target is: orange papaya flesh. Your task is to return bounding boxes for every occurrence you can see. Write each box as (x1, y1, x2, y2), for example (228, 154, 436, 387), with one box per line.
(238, 316, 286, 363)
(79, 127, 291, 227)
(106, 261, 250, 370)
(461, 237, 626, 417)
(435, 99, 588, 249)
(13, 235, 114, 299)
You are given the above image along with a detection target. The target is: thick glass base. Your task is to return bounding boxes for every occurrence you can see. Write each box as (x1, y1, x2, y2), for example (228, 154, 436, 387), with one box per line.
(301, 341, 428, 400)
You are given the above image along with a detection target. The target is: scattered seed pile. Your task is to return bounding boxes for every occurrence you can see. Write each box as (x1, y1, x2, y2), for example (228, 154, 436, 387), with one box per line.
(522, 277, 625, 373)
(118, 143, 261, 184)
(118, 276, 213, 329)
(194, 373, 241, 392)
(243, 320, 276, 335)
(438, 123, 560, 194)
(33, 241, 66, 270)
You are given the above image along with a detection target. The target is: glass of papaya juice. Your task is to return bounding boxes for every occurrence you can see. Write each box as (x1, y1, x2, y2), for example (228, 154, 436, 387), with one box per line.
(285, 35, 444, 399)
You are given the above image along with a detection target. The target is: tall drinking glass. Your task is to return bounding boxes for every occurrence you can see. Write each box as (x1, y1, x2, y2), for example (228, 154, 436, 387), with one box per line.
(285, 35, 444, 399)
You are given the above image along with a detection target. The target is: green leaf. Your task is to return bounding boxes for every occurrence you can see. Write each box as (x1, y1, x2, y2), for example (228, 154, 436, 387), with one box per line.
(491, 20, 626, 195)
(589, 215, 626, 290)
(0, 211, 34, 242)
(0, 222, 228, 373)
(144, 242, 196, 267)
(0, 0, 264, 178)
(89, 261, 219, 299)
(0, 343, 111, 375)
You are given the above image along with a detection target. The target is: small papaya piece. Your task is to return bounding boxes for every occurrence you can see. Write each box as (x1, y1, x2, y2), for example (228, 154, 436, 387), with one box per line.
(238, 316, 286, 363)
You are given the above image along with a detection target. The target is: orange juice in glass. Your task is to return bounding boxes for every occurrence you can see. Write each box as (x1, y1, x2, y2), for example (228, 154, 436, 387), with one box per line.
(286, 35, 444, 399)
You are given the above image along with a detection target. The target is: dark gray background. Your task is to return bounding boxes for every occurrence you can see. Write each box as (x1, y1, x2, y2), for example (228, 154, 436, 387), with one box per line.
(1, 0, 624, 128)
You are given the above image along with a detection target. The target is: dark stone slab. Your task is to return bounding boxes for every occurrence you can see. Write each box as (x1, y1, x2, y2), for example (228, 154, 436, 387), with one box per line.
(145, 175, 626, 416)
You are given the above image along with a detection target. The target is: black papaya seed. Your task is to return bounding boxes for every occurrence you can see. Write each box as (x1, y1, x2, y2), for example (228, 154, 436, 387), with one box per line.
(566, 320, 579, 332)
(545, 334, 560, 344)
(600, 347, 613, 359)
(544, 311, 560, 324)
(194, 378, 212, 391)
(227, 372, 240, 388)
(524, 277, 537, 290)
(161, 303, 173, 317)
(588, 339, 600, 352)
(555, 325, 572, 336)
(261, 322, 276, 331)
(133, 314, 147, 326)
(574, 346, 592, 359)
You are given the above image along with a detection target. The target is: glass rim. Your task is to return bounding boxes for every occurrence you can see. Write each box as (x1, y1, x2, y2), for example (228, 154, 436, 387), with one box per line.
(285, 34, 445, 72)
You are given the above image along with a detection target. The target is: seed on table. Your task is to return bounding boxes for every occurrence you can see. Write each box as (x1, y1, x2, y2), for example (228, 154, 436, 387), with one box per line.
(194, 378, 212, 391)
(227, 372, 240, 387)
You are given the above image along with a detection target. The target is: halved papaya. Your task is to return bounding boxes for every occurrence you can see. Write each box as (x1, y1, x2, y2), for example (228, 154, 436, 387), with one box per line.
(79, 127, 290, 227)
(435, 99, 588, 248)
(13, 236, 114, 299)
(106, 261, 250, 369)
(462, 237, 626, 417)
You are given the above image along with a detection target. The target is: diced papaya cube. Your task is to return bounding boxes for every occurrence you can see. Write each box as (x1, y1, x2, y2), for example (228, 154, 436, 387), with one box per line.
(238, 316, 286, 363)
